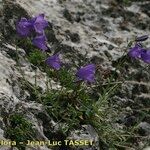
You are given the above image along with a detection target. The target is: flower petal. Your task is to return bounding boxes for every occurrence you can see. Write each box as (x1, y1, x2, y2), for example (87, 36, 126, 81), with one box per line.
(16, 18, 33, 37)
(34, 14, 48, 34)
(46, 53, 61, 70)
(128, 44, 142, 59)
(141, 50, 150, 64)
(76, 64, 95, 83)
(32, 34, 48, 51)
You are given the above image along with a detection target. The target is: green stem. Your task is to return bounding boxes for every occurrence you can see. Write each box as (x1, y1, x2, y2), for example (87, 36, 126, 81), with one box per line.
(34, 68, 38, 96)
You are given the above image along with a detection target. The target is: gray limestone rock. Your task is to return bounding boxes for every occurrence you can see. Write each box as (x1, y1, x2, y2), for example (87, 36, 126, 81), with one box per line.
(0, 0, 150, 149)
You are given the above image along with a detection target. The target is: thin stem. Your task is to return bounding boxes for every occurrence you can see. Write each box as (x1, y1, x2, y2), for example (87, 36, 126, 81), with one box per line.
(34, 68, 38, 96)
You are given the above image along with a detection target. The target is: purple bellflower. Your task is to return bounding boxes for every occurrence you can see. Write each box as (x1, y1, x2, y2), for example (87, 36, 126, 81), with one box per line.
(141, 49, 150, 64)
(46, 53, 61, 70)
(16, 18, 33, 37)
(17, 14, 48, 36)
(32, 14, 48, 34)
(76, 64, 95, 83)
(32, 34, 48, 51)
(128, 44, 150, 64)
(128, 44, 142, 59)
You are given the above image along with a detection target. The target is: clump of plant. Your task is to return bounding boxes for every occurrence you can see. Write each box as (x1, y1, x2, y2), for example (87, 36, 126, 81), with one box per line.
(5, 113, 35, 150)
(14, 13, 150, 149)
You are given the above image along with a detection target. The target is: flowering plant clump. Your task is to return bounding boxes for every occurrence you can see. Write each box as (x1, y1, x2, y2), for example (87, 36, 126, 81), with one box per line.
(16, 14, 97, 82)
(15, 13, 150, 150)
(16, 14, 48, 51)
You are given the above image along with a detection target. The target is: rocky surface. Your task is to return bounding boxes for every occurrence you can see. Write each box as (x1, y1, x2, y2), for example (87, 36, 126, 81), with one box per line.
(1, 0, 150, 150)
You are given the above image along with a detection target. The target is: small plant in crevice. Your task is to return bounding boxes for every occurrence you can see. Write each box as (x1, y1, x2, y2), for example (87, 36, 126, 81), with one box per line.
(14, 13, 150, 150)
(28, 49, 46, 67)
(5, 113, 35, 150)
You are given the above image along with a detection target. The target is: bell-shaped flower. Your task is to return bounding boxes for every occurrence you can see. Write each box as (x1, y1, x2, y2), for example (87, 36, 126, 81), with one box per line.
(17, 14, 48, 36)
(76, 64, 95, 83)
(16, 18, 33, 37)
(46, 53, 61, 70)
(32, 34, 48, 51)
(128, 44, 142, 59)
(32, 14, 48, 34)
(141, 49, 150, 64)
